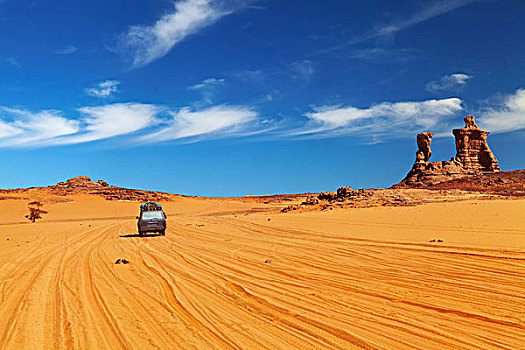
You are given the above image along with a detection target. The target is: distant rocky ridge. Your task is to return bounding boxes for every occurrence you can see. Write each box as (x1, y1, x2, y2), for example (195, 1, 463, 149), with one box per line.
(397, 116, 500, 187)
(1, 176, 173, 202)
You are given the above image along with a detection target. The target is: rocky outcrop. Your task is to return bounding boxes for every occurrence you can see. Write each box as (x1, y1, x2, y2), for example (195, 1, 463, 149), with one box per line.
(301, 196, 319, 206)
(281, 187, 376, 212)
(93, 187, 171, 202)
(50, 176, 172, 201)
(318, 192, 335, 201)
(315, 187, 374, 202)
(422, 170, 525, 196)
(66, 176, 92, 184)
(97, 180, 109, 187)
(398, 116, 500, 187)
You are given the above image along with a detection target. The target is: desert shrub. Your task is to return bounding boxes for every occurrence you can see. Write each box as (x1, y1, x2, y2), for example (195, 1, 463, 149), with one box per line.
(25, 201, 48, 222)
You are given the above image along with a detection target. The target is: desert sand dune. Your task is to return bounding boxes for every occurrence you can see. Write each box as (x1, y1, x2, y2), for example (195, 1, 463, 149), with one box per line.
(0, 196, 523, 349)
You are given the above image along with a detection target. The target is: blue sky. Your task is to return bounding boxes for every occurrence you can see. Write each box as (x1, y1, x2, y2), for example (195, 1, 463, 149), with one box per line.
(0, 0, 524, 196)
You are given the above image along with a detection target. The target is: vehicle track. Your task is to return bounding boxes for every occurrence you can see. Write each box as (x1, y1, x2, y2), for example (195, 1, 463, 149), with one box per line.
(0, 199, 523, 349)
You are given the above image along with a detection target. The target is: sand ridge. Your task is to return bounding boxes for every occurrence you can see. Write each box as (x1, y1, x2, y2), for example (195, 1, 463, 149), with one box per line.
(0, 194, 523, 349)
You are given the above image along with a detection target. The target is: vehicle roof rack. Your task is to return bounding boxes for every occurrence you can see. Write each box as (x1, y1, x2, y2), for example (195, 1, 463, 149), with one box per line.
(140, 201, 162, 211)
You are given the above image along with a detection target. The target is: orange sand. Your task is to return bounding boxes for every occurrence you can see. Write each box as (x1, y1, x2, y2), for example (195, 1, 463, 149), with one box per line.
(0, 195, 523, 349)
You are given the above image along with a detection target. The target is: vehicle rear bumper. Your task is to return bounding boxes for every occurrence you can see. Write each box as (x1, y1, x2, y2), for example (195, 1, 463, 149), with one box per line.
(138, 223, 166, 232)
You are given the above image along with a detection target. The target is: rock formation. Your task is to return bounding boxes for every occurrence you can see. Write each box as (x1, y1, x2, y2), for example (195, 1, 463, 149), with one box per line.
(416, 132, 433, 163)
(452, 116, 499, 172)
(398, 116, 500, 187)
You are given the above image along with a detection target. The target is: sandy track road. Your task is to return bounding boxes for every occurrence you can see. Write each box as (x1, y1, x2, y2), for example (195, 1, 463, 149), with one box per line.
(0, 198, 523, 349)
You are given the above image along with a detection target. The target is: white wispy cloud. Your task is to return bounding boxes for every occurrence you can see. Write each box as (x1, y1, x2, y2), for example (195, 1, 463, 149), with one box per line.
(62, 103, 161, 144)
(0, 103, 260, 147)
(290, 60, 315, 83)
(426, 73, 472, 92)
(188, 77, 225, 90)
(288, 98, 463, 139)
(0, 119, 21, 139)
(235, 60, 316, 86)
(6, 57, 20, 68)
(367, 0, 479, 41)
(85, 80, 120, 98)
(0, 107, 79, 146)
(54, 45, 78, 55)
(343, 47, 419, 61)
(323, 0, 480, 53)
(119, 0, 236, 67)
(0, 104, 158, 147)
(140, 105, 258, 142)
(235, 69, 266, 84)
(3, 90, 522, 148)
(478, 88, 525, 133)
(188, 77, 226, 105)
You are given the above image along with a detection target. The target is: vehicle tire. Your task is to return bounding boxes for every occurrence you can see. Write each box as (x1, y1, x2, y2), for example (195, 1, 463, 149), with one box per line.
(160, 230, 165, 236)
(138, 230, 144, 236)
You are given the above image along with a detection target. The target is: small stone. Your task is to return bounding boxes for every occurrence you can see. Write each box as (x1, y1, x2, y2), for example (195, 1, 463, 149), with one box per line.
(264, 259, 273, 264)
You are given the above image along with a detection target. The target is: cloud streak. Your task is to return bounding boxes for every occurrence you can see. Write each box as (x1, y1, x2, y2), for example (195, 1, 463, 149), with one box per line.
(119, 0, 236, 67)
(85, 80, 120, 98)
(1, 90, 524, 148)
(426, 73, 472, 92)
(54, 45, 78, 55)
(288, 98, 464, 139)
(6, 57, 20, 68)
(188, 77, 226, 105)
(0, 103, 260, 147)
(140, 105, 258, 142)
(235, 60, 316, 86)
(478, 88, 525, 133)
(0, 107, 79, 147)
(188, 77, 225, 90)
(60, 103, 161, 145)
(323, 0, 480, 53)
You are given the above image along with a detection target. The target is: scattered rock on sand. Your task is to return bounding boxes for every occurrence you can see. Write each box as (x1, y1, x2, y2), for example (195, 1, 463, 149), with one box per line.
(301, 196, 319, 205)
(264, 259, 273, 264)
(281, 205, 300, 212)
(318, 192, 335, 201)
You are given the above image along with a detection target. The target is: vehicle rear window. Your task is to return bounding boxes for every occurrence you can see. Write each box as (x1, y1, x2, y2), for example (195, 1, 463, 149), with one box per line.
(142, 211, 163, 219)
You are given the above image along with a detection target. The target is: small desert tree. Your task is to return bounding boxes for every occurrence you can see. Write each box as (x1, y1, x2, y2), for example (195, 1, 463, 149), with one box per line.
(25, 201, 48, 223)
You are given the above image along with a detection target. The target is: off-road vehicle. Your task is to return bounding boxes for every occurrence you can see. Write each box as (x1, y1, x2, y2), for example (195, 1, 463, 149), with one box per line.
(136, 202, 167, 236)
